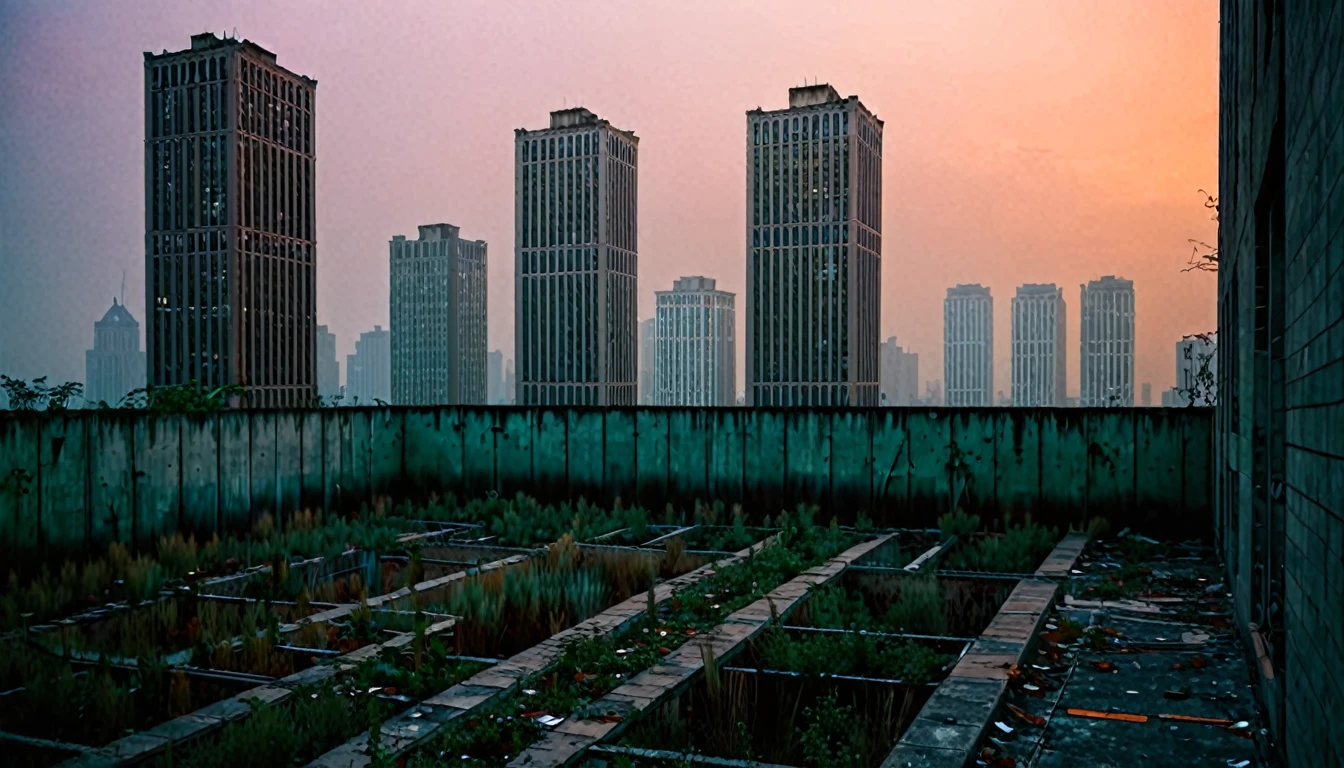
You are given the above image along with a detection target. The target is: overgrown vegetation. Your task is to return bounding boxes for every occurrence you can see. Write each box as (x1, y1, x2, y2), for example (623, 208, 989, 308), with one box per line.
(0, 493, 666, 634)
(754, 627, 951, 683)
(432, 535, 652, 657)
(406, 508, 859, 765)
(167, 630, 484, 768)
(0, 648, 248, 747)
(0, 375, 243, 412)
(944, 516, 1058, 573)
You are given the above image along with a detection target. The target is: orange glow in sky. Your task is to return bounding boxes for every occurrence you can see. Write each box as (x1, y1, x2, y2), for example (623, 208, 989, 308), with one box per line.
(0, 0, 1218, 397)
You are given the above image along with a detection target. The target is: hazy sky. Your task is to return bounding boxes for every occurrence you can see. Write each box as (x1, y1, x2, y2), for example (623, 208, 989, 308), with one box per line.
(0, 0, 1218, 399)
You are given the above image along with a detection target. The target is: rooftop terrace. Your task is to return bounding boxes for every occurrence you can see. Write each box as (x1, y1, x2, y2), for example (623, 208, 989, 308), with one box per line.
(0, 404, 1271, 767)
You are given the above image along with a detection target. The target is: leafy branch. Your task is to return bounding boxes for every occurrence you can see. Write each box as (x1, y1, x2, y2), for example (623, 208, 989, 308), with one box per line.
(1182, 189, 1220, 273)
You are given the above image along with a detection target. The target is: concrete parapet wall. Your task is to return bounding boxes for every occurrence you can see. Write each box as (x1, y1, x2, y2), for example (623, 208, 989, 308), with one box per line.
(0, 406, 1213, 557)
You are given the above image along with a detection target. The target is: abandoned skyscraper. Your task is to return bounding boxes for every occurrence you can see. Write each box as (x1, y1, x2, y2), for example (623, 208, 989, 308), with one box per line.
(1079, 275, 1135, 407)
(390, 224, 488, 405)
(515, 108, 638, 406)
(943, 284, 994, 406)
(1011, 283, 1067, 407)
(144, 33, 317, 407)
(745, 84, 883, 406)
(653, 276, 736, 406)
(85, 299, 146, 405)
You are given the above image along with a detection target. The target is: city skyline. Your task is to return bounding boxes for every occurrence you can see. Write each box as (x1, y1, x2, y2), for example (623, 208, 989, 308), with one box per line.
(0, 2, 1218, 400)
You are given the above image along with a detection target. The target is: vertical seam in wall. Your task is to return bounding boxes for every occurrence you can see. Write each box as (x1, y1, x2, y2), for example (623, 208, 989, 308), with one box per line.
(1038, 413, 1044, 513)
(782, 409, 789, 516)
(602, 408, 608, 504)
(829, 411, 836, 513)
(177, 416, 184, 535)
(129, 417, 138, 549)
(703, 410, 710, 503)
(663, 410, 670, 507)
(84, 416, 93, 549)
(33, 417, 43, 556)
(215, 414, 222, 535)
(247, 411, 255, 526)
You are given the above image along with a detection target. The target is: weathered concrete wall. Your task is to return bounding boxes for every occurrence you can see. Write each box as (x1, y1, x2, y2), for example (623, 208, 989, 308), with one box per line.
(1219, 2, 1344, 764)
(0, 407, 1212, 558)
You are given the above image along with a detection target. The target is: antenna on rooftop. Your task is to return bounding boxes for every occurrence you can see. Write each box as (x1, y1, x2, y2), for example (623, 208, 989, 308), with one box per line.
(120, 270, 126, 306)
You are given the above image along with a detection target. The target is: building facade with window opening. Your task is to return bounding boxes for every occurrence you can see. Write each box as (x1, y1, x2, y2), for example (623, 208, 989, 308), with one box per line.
(1079, 275, 1135, 407)
(390, 223, 487, 405)
(1011, 283, 1067, 407)
(514, 107, 638, 406)
(944, 284, 994, 406)
(654, 276, 736, 406)
(745, 84, 883, 406)
(144, 33, 317, 407)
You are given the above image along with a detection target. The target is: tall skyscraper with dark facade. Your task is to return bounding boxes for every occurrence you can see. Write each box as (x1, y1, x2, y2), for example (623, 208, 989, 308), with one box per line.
(654, 276, 736, 406)
(1080, 275, 1135, 407)
(944, 284, 993, 406)
(1011, 283, 1067, 406)
(86, 299, 146, 405)
(144, 33, 317, 407)
(745, 84, 882, 406)
(515, 108, 638, 406)
(389, 224, 487, 405)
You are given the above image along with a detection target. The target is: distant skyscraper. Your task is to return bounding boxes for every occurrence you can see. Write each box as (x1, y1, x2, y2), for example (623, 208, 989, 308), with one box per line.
(145, 33, 317, 407)
(1164, 332, 1218, 406)
(316, 325, 339, 402)
(944, 284, 993, 406)
(345, 326, 390, 405)
(926, 379, 944, 407)
(639, 318, 657, 405)
(515, 108, 638, 406)
(389, 224, 487, 405)
(654, 276, 736, 406)
(504, 358, 516, 405)
(488, 350, 505, 404)
(1141, 382, 1153, 406)
(1080, 275, 1135, 407)
(746, 84, 883, 406)
(86, 299, 146, 405)
(879, 337, 919, 406)
(1010, 284, 1067, 407)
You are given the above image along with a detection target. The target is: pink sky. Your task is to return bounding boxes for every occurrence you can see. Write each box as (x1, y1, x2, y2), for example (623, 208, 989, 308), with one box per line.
(0, 0, 1218, 398)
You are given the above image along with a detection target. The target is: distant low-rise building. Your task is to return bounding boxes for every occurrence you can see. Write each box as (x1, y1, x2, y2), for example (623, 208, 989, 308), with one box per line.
(346, 326, 390, 405)
(879, 337, 919, 406)
(488, 350, 505, 404)
(317, 325, 339, 402)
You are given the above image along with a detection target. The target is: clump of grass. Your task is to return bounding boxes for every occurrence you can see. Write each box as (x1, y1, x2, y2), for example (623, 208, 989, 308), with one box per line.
(172, 685, 362, 768)
(755, 628, 951, 683)
(938, 510, 981, 539)
(882, 577, 948, 636)
(799, 690, 865, 768)
(434, 535, 621, 655)
(948, 517, 1058, 573)
(803, 578, 948, 637)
